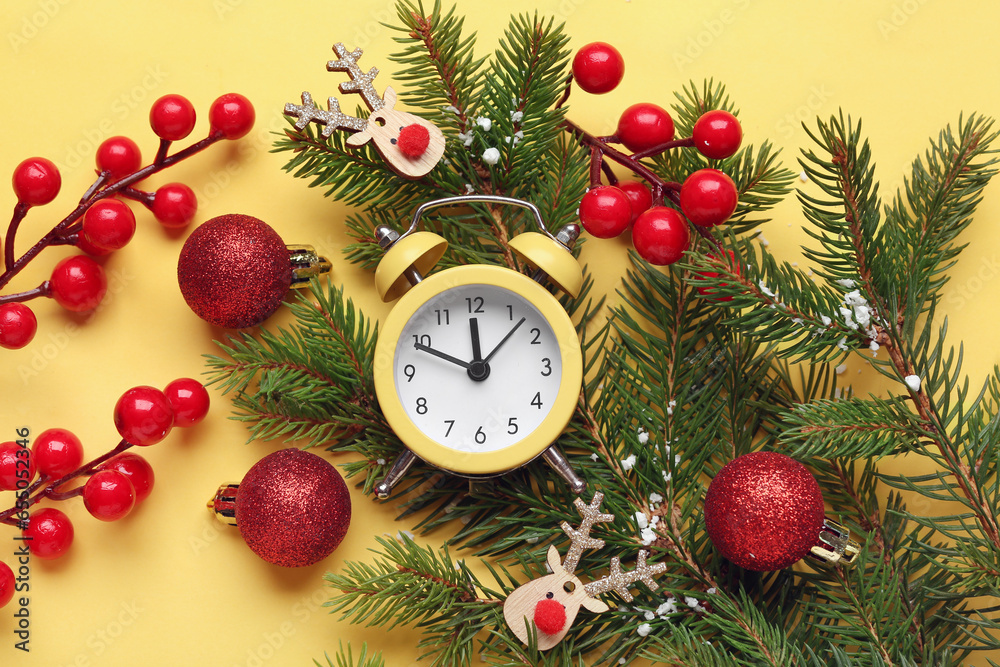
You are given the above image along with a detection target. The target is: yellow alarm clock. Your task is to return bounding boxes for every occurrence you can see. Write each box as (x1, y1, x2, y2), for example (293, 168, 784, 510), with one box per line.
(372, 195, 587, 499)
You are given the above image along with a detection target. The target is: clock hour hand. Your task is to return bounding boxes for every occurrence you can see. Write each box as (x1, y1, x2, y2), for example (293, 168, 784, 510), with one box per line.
(483, 317, 526, 364)
(413, 342, 471, 369)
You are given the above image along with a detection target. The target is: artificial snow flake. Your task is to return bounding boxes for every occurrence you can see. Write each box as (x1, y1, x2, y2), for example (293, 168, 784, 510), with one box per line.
(649, 492, 664, 505)
(510, 110, 524, 123)
(799, 170, 809, 182)
(637, 429, 650, 444)
(837, 337, 849, 351)
(707, 588, 717, 595)
(457, 131, 473, 147)
(591, 452, 600, 462)
(792, 317, 804, 326)
(525, 536, 539, 544)
(656, 599, 678, 616)
(836, 278, 856, 288)
(442, 105, 460, 115)
(835, 363, 848, 375)
(870, 340, 880, 352)
(758, 280, 775, 297)
(644, 610, 655, 621)
(634, 511, 649, 530)
(476, 116, 492, 131)
(376, 458, 386, 465)
(637, 623, 652, 637)
(621, 454, 637, 471)
(481, 147, 501, 165)
(905, 374, 921, 392)
(464, 183, 475, 194)
(821, 315, 832, 326)
(685, 596, 701, 609)
(640, 527, 657, 546)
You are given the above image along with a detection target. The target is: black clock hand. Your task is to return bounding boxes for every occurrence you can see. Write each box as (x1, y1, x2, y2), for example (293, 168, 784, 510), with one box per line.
(483, 317, 526, 364)
(470, 317, 483, 361)
(413, 343, 471, 369)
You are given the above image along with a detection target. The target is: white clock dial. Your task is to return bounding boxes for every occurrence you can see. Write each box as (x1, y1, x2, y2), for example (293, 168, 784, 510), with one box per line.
(393, 283, 563, 454)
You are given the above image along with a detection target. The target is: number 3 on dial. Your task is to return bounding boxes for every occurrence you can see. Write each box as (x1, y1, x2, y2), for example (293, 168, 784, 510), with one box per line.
(374, 264, 582, 476)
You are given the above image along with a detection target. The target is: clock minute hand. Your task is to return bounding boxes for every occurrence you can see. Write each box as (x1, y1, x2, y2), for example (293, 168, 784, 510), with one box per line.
(414, 343, 471, 369)
(483, 317, 527, 364)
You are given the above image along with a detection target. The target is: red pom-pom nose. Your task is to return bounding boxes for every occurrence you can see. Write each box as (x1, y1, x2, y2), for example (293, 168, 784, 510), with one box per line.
(397, 124, 430, 158)
(533, 598, 567, 635)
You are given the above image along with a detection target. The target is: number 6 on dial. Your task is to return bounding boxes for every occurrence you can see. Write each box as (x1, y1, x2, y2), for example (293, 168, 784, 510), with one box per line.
(371, 196, 587, 498)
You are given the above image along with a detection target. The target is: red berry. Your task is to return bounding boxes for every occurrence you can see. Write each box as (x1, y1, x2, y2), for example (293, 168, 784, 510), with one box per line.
(149, 183, 197, 228)
(96, 136, 143, 180)
(579, 186, 632, 239)
(83, 470, 136, 522)
(572, 42, 625, 95)
(0, 303, 37, 349)
(632, 207, 690, 266)
(695, 250, 738, 302)
(75, 233, 114, 257)
(0, 562, 14, 608)
(114, 386, 174, 446)
(22, 508, 73, 560)
(209, 93, 255, 140)
(149, 94, 197, 141)
(82, 199, 136, 251)
(616, 103, 675, 153)
(12, 157, 61, 206)
(31, 428, 84, 478)
(101, 453, 154, 504)
(164, 378, 210, 427)
(49, 255, 107, 312)
(680, 169, 739, 227)
(617, 180, 653, 224)
(692, 110, 742, 160)
(0, 441, 34, 491)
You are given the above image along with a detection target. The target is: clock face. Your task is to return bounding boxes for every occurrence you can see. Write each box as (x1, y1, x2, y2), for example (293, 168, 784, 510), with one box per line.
(375, 265, 581, 476)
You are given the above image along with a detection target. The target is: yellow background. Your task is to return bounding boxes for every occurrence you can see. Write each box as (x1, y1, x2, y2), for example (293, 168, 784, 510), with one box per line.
(1, 0, 999, 664)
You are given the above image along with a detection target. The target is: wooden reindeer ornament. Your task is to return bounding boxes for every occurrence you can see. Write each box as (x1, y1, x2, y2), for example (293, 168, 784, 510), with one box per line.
(284, 43, 446, 179)
(503, 492, 668, 650)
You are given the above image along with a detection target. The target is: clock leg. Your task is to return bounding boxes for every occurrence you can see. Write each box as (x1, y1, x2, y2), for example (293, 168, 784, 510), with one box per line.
(375, 450, 419, 500)
(541, 446, 587, 495)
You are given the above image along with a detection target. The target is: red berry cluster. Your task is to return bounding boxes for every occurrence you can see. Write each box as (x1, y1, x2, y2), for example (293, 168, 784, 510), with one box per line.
(567, 43, 743, 267)
(0, 378, 209, 600)
(0, 93, 256, 351)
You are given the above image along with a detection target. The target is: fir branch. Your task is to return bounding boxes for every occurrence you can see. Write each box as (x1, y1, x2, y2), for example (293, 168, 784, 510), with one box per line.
(314, 643, 385, 667)
(781, 396, 933, 459)
(325, 535, 506, 666)
(888, 114, 999, 317)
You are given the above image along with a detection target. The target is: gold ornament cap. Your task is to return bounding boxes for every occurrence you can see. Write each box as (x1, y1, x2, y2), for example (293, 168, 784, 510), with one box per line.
(808, 518, 860, 567)
(208, 483, 240, 526)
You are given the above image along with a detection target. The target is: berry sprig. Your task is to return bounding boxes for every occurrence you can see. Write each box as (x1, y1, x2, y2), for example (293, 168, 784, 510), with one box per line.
(0, 378, 209, 584)
(563, 42, 743, 265)
(0, 93, 256, 350)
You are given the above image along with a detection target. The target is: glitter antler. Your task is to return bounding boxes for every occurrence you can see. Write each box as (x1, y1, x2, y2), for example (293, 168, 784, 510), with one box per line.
(502, 492, 667, 650)
(559, 492, 615, 573)
(583, 550, 667, 602)
(283, 43, 446, 179)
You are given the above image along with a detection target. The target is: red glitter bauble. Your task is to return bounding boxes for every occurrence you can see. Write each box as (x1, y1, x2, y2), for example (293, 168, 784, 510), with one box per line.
(235, 448, 351, 568)
(704, 451, 824, 572)
(177, 214, 292, 328)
